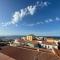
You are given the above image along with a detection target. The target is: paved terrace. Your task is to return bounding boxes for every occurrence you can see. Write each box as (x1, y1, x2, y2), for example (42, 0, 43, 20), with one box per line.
(0, 46, 60, 60)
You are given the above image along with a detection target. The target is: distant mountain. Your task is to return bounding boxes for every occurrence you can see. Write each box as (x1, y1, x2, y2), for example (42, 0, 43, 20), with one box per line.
(0, 35, 25, 41)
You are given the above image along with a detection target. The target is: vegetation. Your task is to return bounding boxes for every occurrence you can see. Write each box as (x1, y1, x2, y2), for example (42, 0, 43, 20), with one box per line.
(0, 39, 14, 47)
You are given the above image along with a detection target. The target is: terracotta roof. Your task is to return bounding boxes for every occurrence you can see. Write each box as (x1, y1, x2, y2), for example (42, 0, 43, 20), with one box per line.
(0, 46, 38, 60)
(0, 46, 60, 60)
(53, 48, 60, 57)
(42, 41, 57, 45)
(15, 38, 26, 43)
(0, 53, 15, 60)
(38, 51, 60, 60)
(31, 40, 38, 45)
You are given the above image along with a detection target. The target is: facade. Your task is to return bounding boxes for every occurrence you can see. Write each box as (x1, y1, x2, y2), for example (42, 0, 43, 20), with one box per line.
(10, 38, 26, 47)
(26, 35, 33, 41)
(47, 38, 54, 43)
(14, 39, 20, 43)
(37, 38, 58, 49)
(26, 34, 36, 41)
(41, 43, 58, 49)
(21, 37, 26, 40)
(36, 37, 44, 40)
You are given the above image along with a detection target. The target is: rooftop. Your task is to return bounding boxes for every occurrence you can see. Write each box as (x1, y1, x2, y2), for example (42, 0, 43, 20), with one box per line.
(0, 46, 60, 60)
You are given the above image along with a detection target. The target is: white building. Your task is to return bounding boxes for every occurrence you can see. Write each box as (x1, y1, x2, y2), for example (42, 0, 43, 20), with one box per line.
(37, 40, 58, 49)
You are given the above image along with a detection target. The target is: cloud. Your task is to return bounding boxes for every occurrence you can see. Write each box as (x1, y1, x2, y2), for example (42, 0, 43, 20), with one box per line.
(27, 5, 36, 15)
(56, 17, 60, 21)
(11, 11, 21, 24)
(36, 22, 44, 24)
(2, 22, 11, 27)
(39, 1, 49, 7)
(11, 1, 49, 24)
(49, 19, 53, 22)
(23, 23, 35, 26)
(45, 19, 53, 23)
(11, 9, 27, 24)
(43, 1, 49, 6)
(1, 1, 49, 27)
(45, 20, 49, 23)
(21, 16, 60, 27)
(22, 21, 44, 26)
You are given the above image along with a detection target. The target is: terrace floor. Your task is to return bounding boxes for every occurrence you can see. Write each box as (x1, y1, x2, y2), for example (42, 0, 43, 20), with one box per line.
(0, 46, 60, 60)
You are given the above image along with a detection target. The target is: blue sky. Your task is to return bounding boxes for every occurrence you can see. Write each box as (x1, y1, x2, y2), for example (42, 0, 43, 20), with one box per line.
(0, 0, 60, 36)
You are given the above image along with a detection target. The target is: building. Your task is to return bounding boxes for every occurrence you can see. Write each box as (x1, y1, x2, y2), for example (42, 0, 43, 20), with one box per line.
(21, 36, 27, 40)
(37, 38, 58, 49)
(36, 37, 44, 40)
(10, 38, 26, 47)
(41, 41, 58, 49)
(26, 34, 36, 41)
(14, 39, 21, 43)
(47, 38, 56, 43)
(26, 35, 33, 41)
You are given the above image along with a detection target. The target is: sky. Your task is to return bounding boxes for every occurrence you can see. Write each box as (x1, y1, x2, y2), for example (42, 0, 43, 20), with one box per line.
(0, 0, 60, 36)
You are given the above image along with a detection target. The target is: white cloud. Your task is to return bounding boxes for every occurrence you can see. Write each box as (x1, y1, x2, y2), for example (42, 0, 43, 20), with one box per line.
(49, 19, 53, 22)
(43, 2, 49, 6)
(56, 17, 60, 21)
(11, 1, 49, 24)
(11, 9, 27, 24)
(11, 11, 20, 24)
(23, 23, 35, 26)
(21, 17, 60, 27)
(36, 22, 44, 24)
(11, 2, 38, 24)
(23, 21, 44, 26)
(45, 20, 49, 23)
(2, 22, 11, 27)
(27, 5, 36, 15)
(39, 1, 49, 7)
(1, 1, 49, 27)
(45, 19, 53, 23)
(24, 17, 60, 26)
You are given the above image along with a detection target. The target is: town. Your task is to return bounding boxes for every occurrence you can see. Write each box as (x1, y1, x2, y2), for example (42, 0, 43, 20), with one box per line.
(0, 0, 60, 60)
(0, 34, 60, 60)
